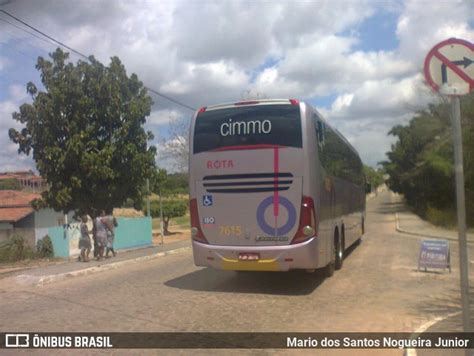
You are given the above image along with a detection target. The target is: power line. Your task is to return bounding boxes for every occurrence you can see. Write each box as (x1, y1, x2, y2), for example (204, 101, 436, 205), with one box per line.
(0, 9, 89, 60)
(0, 8, 196, 112)
(146, 88, 196, 111)
(0, 17, 58, 48)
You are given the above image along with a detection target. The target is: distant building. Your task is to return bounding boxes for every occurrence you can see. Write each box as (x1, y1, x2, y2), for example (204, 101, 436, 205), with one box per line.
(0, 170, 47, 191)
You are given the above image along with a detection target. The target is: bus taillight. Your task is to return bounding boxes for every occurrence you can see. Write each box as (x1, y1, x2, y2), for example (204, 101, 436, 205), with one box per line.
(291, 196, 317, 244)
(190, 198, 208, 244)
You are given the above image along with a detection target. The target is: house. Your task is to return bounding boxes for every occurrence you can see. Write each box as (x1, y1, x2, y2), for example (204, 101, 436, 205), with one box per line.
(0, 190, 69, 251)
(0, 190, 153, 258)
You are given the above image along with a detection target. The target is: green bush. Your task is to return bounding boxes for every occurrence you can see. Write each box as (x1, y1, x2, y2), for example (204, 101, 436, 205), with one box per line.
(150, 199, 187, 235)
(0, 239, 10, 262)
(0, 234, 34, 262)
(426, 206, 457, 228)
(0, 178, 21, 190)
(36, 235, 54, 258)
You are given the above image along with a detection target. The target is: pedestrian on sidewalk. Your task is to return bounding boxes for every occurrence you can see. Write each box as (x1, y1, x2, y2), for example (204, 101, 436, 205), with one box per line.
(92, 217, 98, 259)
(94, 210, 108, 261)
(105, 213, 118, 258)
(79, 215, 92, 262)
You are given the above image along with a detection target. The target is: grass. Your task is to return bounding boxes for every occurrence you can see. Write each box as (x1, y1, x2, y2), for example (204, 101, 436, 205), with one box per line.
(425, 206, 457, 228)
(416, 205, 474, 232)
(152, 214, 190, 230)
(149, 194, 189, 202)
(171, 215, 190, 228)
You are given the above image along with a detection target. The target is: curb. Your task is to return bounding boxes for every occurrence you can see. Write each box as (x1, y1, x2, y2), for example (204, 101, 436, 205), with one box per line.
(395, 213, 474, 244)
(13, 246, 191, 287)
(67, 244, 155, 260)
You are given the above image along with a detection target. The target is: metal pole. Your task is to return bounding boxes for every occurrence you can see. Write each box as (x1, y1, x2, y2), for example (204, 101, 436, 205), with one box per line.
(159, 187, 164, 244)
(146, 179, 151, 217)
(450, 95, 471, 333)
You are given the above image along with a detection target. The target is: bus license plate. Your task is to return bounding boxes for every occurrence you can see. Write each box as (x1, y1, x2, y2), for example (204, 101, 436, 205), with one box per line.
(238, 253, 260, 261)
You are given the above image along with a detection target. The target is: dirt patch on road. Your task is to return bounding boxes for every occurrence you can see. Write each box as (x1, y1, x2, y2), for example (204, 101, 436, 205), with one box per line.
(153, 228, 190, 245)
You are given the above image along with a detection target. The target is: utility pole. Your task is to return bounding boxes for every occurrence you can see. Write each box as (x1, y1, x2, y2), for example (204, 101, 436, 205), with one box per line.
(146, 178, 151, 217)
(159, 187, 164, 244)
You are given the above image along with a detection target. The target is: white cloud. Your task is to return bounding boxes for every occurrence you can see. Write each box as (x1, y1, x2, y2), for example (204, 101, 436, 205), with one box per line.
(252, 37, 415, 101)
(148, 109, 181, 126)
(8, 84, 29, 101)
(0, 98, 20, 131)
(0, 0, 472, 171)
(396, 0, 474, 66)
(331, 94, 354, 113)
(0, 56, 7, 71)
(0, 86, 35, 171)
(327, 74, 433, 120)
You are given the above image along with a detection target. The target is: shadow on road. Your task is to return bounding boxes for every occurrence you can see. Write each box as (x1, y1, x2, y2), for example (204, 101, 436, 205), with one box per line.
(344, 238, 361, 260)
(413, 286, 474, 332)
(164, 268, 325, 296)
(373, 201, 407, 214)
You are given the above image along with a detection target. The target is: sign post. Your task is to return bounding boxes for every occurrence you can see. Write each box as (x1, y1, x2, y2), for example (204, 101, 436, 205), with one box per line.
(424, 38, 474, 335)
(451, 94, 471, 333)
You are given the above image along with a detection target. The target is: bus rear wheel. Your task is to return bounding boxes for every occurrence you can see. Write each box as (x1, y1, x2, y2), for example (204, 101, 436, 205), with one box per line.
(335, 230, 344, 270)
(325, 260, 335, 277)
(325, 229, 340, 277)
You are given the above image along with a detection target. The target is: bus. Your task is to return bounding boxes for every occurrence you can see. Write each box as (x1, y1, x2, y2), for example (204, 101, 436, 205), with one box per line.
(188, 99, 365, 276)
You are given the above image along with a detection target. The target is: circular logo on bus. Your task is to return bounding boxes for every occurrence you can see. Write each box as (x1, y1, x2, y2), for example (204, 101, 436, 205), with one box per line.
(256, 196, 296, 236)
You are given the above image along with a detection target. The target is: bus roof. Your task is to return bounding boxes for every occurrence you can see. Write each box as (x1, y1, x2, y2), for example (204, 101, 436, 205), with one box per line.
(202, 99, 298, 112)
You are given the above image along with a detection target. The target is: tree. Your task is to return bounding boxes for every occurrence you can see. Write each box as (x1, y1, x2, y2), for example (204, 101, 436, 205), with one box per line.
(150, 168, 188, 196)
(382, 92, 474, 226)
(0, 179, 21, 190)
(150, 199, 187, 235)
(363, 165, 384, 192)
(148, 168, 189, 235)
(9, 48, 157, 217)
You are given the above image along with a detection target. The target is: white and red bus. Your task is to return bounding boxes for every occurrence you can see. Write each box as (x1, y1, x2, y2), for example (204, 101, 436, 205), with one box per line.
(188, 99, 365, 276)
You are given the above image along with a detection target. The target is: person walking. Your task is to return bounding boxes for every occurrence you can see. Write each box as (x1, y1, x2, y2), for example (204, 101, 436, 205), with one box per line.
(105, 214, 118, 258)
(92, 218, 98, 258)
(94, 210, 108, 261)
(79, 215, 92, 262)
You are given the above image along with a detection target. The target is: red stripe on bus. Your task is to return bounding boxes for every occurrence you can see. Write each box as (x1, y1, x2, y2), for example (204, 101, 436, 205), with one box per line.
(273, 147, 279, 219)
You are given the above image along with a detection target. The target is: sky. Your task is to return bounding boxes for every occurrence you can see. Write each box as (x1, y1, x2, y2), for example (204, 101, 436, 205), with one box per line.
(0, 0, 473, 172)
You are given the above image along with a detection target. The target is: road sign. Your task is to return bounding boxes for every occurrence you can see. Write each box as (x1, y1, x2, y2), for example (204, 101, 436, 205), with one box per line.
(424, 37, 473, 337)
(418, 239, 450, 272)
(424, 38, 473, 95)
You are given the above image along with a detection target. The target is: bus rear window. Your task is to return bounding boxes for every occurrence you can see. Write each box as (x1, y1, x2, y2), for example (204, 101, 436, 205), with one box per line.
(193, 105, 302, 154)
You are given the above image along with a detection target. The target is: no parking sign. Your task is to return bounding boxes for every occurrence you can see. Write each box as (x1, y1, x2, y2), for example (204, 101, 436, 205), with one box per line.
(424, 38, 473, 95)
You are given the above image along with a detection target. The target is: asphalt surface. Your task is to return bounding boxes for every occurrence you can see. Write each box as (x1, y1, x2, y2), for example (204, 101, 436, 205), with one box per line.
(1, 190, 473, 355)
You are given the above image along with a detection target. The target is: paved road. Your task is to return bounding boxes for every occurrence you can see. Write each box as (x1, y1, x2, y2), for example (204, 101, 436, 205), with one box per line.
(0, 191, 471, 355)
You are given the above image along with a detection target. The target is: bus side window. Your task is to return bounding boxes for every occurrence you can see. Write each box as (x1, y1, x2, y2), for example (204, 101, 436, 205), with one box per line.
(317, 121, 325, 145)
(313, 115, 325, 147)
